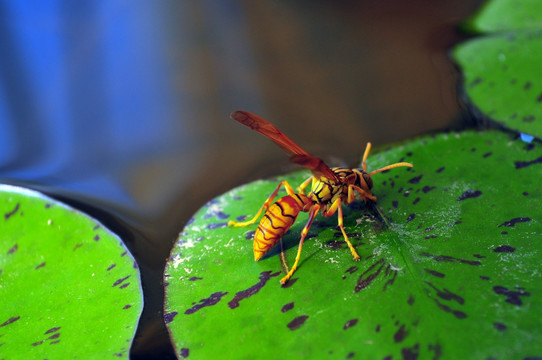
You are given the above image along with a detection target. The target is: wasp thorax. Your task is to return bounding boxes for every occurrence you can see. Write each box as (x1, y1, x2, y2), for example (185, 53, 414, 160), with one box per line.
(362, 173, 373, 189)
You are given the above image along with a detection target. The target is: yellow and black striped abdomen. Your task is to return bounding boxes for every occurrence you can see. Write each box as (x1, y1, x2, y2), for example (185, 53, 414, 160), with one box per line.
(253, 194, 310, 261)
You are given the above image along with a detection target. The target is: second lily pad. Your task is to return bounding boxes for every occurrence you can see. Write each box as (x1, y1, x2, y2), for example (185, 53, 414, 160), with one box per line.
(0, 185, 143, 359)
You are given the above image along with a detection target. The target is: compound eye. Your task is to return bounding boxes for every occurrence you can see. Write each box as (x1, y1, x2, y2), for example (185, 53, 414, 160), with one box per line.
(363, 173, 373, 189)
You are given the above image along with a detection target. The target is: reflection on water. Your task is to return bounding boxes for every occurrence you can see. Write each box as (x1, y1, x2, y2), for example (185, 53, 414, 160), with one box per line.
(0, 1, 484, 358)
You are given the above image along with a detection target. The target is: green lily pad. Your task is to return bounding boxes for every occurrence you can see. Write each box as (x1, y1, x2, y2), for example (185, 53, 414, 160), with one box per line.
(0, 185, 143, 359)
(164, 130, 541, 359)
(453, 1, 542, 139)
(465, 0, 542, 33)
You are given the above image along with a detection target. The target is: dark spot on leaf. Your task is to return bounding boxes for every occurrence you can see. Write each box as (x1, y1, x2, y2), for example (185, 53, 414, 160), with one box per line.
(402, 343, 420, 360)
(119, 283, 130, 289)
(346, 352, 355, 359)
(394, 324, 408, 343)
(287, 315, 309, 330)
(32, 340, 44, 346)
(457, 189, 482, 201)
(185, 291, 229, 315)
(493, 245, 515, 253)
(7, 244, 17, 254)
(522, 115, 535, 123)
(246, 231, 255, 240)
(180, 348, 189, 359)
(383, 266, 398, 291)
(493, 286, 530, 306)
(123, 305, 132, 310)
(392, 200, 398, 208)
(424, 269, 445, 278)
(426, 282, 464, 304)
(228, 271, 280, 309)
(436, 167, 445, 173)
(107, 264, 116, 271)
(408, 175, 423, 184)
(406, 213, 415, 223)
(164, 312, 178, 324)
(432, 298, 467, 319)
(501, 231, 508, 235)
(522, 191, 529, 196)
(281, 302, 294, 313)
(483, 152, 492, 158)
(343, 318, 358, 330)
(428, 343, 443, 359)
(407, 295, 414, 305)
(47, 333, 60, 340)
(422, 186, 436, 193)
(45, 327, 61, 334)
(494, 322, 507, 332)
(281, 278, 298, 288)
(375, 324, 381, 332)
(4, 203, 20, 220)
(0, 316, 20, 327)
(480, 276, 490, 281)
(35, 262, 46, 270)
(189, 276, 203, 281)
(345, 266, 358, 274)
(113, 275, 131, 287)
(515, 156, 542, 169)
(498, 217, 531, 227)
(420, 252, 481, 266)
(412, 197, 420, 205)
(207, 222, 228, 229)
(468, 77, 482, 88)
(94, 235, 100, 241)
(537, 92, 542, 102)
(524, 81, 532, 89)
(355, 258, 385, 292)
(473, 254, 485, 259)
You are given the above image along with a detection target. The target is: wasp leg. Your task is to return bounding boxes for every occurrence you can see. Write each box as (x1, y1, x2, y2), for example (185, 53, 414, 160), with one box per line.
(296, 176, 313, 194)
(361, 142, 372, 172)
(228, 180, 296, 227)
(280, 205, 320, 284)
(336, 201, 361, 260)
(323, 197, 361, 261)
(351, 184, 377, 203)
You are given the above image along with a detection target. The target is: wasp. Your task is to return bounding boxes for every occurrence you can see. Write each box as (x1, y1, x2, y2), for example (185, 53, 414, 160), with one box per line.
(228, 111, 413, 284)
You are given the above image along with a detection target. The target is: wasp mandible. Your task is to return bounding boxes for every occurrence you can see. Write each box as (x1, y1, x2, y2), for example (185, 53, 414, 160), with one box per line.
(228, 111, 413, 284)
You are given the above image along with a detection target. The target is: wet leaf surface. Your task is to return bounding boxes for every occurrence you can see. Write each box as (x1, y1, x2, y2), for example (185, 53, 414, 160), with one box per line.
(0, 185, 143, 359)
(164, 130, 541, 359)
(454, 0, 542, 139)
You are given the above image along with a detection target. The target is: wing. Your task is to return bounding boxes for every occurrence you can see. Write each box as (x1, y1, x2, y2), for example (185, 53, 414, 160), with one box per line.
(231, 110, 338, 182)
(290, 155, 339, 182)
(230, 110, 310, 157)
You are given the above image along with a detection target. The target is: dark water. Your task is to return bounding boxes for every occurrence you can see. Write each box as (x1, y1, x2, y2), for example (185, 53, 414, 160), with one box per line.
(0, 1, 484, 358)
